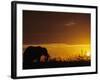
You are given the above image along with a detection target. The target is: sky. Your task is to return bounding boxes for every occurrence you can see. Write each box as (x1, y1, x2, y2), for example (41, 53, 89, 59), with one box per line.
(23, 10, 90, 45)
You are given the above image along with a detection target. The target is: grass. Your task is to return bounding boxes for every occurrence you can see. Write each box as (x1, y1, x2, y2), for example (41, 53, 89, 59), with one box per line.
(23, 56, 91, 69)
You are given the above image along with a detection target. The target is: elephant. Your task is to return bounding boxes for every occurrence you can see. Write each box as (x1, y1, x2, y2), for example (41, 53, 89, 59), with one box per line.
(23, 46, 49, 66)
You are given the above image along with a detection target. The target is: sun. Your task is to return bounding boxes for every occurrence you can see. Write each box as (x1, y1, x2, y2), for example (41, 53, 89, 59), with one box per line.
(86, 51, 90, 57)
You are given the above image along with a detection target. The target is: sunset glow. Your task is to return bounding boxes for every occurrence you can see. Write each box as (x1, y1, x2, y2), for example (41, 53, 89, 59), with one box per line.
(23, 44, 91, 61)
(86, 51, 90, 57)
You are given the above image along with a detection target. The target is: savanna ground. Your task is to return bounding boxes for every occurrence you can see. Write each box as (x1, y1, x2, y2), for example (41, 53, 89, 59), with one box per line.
(23, 59, 90, 69)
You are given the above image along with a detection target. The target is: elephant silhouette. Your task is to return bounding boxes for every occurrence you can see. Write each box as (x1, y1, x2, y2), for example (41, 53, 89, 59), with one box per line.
(23, 46, 49, 66)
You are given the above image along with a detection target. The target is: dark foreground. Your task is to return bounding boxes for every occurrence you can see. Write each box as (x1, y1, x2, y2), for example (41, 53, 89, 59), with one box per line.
(23, 60, 91, 69)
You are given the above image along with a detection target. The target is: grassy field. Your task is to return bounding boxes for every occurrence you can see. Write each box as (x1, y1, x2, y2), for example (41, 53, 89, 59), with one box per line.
(23, 58, 91, 69)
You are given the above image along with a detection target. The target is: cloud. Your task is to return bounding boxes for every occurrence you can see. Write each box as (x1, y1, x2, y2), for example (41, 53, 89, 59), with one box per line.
(65, 22, 76, 26)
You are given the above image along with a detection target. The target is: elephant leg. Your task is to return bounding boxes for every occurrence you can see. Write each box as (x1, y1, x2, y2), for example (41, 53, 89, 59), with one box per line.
(45, 56, 48, 62)
(36, 57, 40, 63)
